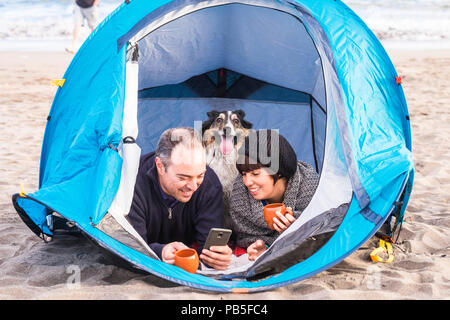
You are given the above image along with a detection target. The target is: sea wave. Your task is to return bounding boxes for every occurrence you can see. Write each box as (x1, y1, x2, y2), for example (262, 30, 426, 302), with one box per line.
(0, 0, 449, 42)
(344, 0, 450, 41)
(0, 0, 122, 40)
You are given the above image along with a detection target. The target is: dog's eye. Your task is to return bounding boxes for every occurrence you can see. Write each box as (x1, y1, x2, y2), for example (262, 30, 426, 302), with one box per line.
(233, 119, 240, 125)
(216, 118, 223, 124)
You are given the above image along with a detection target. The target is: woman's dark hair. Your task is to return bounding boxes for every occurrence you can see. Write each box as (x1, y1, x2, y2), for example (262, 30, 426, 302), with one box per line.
(236, 130, 297, 183)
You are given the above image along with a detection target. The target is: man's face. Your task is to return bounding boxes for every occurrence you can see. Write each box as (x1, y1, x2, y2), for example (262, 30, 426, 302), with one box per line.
(156, 144, 207, 203)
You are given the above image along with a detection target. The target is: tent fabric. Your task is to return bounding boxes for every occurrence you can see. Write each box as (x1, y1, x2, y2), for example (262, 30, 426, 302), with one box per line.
(297, 0, 413, 207)
(135, 3, 326, 107)
(136, 98, 320, 171)
(11, 0, 414, 292)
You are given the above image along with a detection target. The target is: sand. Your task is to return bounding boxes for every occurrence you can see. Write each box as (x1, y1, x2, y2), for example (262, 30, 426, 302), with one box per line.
(0, 48, 449, 300)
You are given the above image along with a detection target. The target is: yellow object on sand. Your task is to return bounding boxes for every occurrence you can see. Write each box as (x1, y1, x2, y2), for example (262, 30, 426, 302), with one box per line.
(50, 79, 66, 87)
(370, 239, 394, 263)
(19, 183, 27, 197)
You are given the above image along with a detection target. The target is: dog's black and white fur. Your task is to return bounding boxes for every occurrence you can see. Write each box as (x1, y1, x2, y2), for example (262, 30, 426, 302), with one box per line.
(202, 110, 253, 229)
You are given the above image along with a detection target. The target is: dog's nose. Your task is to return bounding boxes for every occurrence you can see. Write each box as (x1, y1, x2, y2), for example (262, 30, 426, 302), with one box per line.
(223, 126, 233, 137)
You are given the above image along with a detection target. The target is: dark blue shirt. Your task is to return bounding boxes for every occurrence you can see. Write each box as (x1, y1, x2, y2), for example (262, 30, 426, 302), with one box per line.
(127, 152, 224, 259)
(158, 178, 179, 209)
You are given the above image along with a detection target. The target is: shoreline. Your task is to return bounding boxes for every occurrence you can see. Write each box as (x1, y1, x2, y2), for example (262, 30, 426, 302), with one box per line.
(2, 38, 450, 53)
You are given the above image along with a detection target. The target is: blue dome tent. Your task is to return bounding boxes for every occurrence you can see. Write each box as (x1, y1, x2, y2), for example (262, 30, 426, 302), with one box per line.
(12, 0, 414, 292)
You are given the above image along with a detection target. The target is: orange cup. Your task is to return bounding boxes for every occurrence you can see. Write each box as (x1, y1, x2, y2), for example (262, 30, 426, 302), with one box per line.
(174, 248, 199, 273)
(263, 203, 287, 230)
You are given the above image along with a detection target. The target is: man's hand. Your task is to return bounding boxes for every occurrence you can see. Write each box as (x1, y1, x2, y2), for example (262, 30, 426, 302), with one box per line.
(161, 241, 188, 264)
(200, 245, 232, 270)
(247, 239, 267, 261)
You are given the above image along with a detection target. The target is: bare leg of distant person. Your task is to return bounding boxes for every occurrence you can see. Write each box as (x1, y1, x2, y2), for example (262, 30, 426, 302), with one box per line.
(66, 22, 81, 54)
(66, 2, 99, 54)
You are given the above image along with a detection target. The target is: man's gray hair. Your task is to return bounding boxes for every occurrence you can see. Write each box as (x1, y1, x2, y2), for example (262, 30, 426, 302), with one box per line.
(155, 127, 204, 168)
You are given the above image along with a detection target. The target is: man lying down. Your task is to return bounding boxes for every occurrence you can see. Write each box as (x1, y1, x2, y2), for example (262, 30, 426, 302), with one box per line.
(126, 127, 232, 271)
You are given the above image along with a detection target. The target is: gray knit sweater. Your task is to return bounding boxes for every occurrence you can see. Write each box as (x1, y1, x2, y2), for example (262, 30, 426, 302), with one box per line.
(229, 161, 319, 248)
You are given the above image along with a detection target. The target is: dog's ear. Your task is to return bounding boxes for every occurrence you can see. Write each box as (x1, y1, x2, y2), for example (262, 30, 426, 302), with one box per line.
(235, 109, 253, 129)
(241, 119, 253, 129)
(202, 110, 219, 134)
(207, 110, 220, 119)
(235, 109, 246, 118)
(202, 118, 213, 134)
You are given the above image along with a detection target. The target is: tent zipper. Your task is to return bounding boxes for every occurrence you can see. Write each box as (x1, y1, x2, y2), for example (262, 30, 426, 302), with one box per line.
(126, 42, 139, 63)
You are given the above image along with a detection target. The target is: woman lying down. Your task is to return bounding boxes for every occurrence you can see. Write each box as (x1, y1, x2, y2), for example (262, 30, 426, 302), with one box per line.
(200, 130, 319, 273)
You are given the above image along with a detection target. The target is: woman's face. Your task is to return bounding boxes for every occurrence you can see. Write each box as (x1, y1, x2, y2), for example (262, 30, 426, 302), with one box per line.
(242, 167, 278, 200)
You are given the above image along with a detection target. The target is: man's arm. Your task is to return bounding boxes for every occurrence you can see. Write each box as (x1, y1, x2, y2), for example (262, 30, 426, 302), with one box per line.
(126, 183, 149, 243)
(126, 169, 171, 259)
(127, 187, 170, 259)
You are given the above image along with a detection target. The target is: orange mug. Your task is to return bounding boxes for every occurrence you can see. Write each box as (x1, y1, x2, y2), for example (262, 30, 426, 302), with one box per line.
(174, 248, 199, 273)
(263, 203, 287, 230)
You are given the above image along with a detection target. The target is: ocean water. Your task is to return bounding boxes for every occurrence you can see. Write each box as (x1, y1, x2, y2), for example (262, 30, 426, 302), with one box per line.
(344, 0, 450, 42)
(0, 0, 449, 50)
(0, 0, 122, 46)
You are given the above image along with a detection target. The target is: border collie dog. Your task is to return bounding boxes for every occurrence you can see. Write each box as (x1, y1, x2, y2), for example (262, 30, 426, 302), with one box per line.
(202, 110, 253, 226)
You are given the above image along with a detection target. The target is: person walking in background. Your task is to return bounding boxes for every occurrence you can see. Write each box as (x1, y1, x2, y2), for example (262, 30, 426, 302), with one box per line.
(66, 0, 100, 54)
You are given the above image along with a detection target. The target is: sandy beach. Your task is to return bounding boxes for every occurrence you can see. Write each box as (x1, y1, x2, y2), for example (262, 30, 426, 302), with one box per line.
(0, 47, 449, 300)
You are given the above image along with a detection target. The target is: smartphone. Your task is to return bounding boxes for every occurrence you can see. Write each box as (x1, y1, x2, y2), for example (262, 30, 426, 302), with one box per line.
(203, 228, 232, 250)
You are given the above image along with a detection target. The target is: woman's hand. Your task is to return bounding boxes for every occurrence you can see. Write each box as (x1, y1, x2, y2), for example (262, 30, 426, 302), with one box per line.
(247, 239, 267, 261)
(273, 206, 296, 233)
